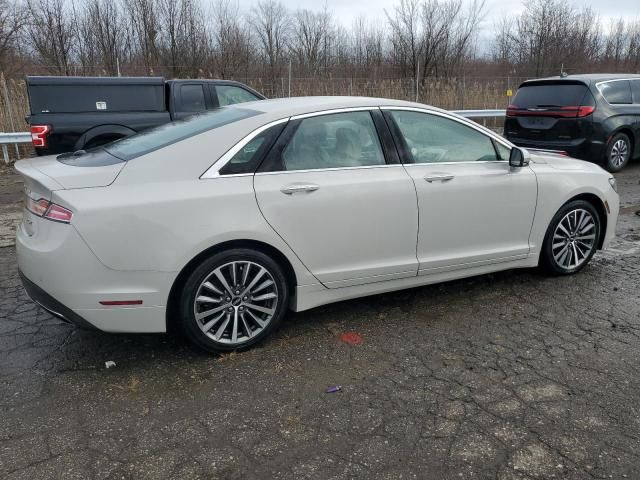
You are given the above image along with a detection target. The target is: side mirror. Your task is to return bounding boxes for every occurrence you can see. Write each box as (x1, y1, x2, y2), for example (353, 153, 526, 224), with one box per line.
(509, 147, 530, 168)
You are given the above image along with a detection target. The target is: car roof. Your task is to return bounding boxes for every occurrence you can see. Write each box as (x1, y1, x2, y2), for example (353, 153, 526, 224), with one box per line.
(521, 73, 640, 87)
(225, 96, 449, 122)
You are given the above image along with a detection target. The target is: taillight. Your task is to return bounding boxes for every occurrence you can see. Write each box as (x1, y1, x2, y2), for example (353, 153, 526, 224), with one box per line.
(576, 106, 595, 117)
(30, 125, 51, 148)
(25, 197, 73, 223)
(507, 105, 595, 118)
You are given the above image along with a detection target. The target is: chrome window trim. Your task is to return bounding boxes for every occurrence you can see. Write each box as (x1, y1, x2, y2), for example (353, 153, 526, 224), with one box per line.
(201, 118, 290, 179)
(255, 163, 402, 176)
(380, 106, 515, 150)
(595, 79, 635, 105)
(290, 106, 378, 120)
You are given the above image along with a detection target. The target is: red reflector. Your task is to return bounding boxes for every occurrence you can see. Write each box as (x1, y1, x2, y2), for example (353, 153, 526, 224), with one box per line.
(99, 300, 144, 306)
(31, 125, 51, 148)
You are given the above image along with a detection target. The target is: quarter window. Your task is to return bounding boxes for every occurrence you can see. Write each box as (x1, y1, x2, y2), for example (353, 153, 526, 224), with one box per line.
(599, 81, 632, 104)
(219, 123, 285, 175)
(389, 111, 499, 163)
(279, 111, 386, 171)
(216, 86, 260, 106)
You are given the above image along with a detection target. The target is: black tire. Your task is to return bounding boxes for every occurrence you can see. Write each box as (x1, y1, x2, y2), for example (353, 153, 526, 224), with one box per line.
(178, 248, 289, 353)
(604, 132, 632, 172)
(540, 200, 601, 276)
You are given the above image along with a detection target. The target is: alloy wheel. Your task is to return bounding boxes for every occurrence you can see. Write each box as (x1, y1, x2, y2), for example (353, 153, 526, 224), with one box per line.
(193, 261, 278, 345)
(610, 139, 629, 168)
(551, 208, 597, 270)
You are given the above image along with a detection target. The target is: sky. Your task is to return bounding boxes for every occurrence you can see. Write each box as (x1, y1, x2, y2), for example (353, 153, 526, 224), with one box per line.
(240, 0, 639, 55)
(242, 0, 640, 36)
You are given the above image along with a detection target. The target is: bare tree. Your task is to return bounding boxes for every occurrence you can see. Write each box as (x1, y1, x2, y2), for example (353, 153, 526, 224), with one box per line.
(122, 0, 159, 75)
(385, 0, 422, 77)
(26, 0, 75, 75)
(210, 0, 251, 79)
(0, 0, 27, 75)
(291, 8, 332, 75)
(78, 0, 128, 75)
(247, 0, 291, 82)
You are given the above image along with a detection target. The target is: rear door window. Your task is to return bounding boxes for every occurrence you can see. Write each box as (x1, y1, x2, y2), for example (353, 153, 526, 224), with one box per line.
(179, 84, 207, 113)
(599, 81, 632, 104)
(512, 83, 590, 108)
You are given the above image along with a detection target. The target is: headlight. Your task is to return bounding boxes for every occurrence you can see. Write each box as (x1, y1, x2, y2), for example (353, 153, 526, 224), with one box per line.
(608, 177, 617, 192)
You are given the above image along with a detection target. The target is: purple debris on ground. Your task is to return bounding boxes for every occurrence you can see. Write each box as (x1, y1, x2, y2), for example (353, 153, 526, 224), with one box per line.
(326, 385, 342, 393)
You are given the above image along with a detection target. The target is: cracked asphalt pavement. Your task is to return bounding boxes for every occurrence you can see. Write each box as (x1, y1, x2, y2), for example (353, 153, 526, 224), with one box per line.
(1, 163, 640, 479)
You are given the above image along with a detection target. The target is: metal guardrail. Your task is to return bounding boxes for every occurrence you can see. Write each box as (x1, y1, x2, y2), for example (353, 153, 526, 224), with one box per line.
(0, 109, 507, 163)
(0, 132, 31, 163)
(453, 109, 506, 118)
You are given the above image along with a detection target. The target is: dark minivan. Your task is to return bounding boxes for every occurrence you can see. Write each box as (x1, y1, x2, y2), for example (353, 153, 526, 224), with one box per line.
(26, 76, 265, 156)
(504, 74, 640, 172)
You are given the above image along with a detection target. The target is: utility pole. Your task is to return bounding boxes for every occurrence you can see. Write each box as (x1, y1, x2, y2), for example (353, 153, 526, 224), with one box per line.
(288, 60, 292, 97)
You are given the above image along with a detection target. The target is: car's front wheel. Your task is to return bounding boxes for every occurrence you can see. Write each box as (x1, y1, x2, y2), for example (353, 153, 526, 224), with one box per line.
(178, 248, 289, 353)
(605, 132, 631, 172)
(540, 200, 601, 275)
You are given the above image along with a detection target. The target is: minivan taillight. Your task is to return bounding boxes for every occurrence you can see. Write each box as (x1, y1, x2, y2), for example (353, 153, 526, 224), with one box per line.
(507, 105, 595, 118)
(30, 125, 51, 148)
(25, 197, 73, 223)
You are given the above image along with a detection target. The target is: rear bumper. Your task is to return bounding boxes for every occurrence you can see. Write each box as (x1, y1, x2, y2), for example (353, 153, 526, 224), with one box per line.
(16, 215, 172, 333)
(19, 270, 98, 330)
(508, 137, 606, 164)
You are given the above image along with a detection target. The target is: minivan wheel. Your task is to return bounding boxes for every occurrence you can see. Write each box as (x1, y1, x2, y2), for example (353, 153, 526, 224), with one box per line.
(605, 133, 631, 172)
(178, 249, 289, 353)
(540, 200, 601, 275)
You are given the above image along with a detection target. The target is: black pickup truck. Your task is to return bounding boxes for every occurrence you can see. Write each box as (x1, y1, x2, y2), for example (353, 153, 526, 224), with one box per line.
(26, 76, 265, 155)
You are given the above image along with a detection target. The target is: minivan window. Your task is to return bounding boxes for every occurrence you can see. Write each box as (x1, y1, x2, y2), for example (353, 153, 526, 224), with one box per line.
(512, 83, 590, 108)
(599, 81, 632, 104)
(631, 80, 640, 104)
(104, 107, 262, 161)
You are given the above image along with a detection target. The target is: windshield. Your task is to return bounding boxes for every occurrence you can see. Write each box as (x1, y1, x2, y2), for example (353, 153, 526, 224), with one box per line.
(104, 107, 262, 161)
(513, 83, 590, 108)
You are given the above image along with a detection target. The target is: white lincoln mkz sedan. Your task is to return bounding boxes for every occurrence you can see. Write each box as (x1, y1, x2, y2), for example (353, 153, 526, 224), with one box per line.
(16, 97, 619, 352)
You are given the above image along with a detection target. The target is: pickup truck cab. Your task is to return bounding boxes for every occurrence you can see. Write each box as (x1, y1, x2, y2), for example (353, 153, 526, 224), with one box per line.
(26, 76, 265, 155)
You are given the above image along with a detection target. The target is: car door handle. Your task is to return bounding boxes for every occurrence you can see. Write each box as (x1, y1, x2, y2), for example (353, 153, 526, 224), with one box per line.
(424, 174, 455, 183)
(280, 183, 320, 195)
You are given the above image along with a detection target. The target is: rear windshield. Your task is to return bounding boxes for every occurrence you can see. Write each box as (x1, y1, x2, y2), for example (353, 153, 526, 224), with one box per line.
(104, 107, 262, 161)
(513, 82, 590, 108)
(29, 84, 165, 113)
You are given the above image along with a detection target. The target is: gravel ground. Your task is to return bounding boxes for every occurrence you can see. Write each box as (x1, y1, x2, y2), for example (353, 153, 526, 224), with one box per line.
(1, 162, 640, 480)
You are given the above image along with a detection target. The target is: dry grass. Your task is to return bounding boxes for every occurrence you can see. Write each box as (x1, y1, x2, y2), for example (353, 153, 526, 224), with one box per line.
(0, 74, 512, 163)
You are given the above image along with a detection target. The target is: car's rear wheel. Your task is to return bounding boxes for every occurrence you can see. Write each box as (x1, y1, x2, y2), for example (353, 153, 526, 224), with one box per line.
(605, 132, 631, 172)
(540, 200, 601, 275)
(178, 249, 289, 353)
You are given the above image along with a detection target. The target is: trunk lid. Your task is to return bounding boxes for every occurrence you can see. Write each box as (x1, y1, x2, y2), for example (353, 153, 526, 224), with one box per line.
(14, 150, 125, 197)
